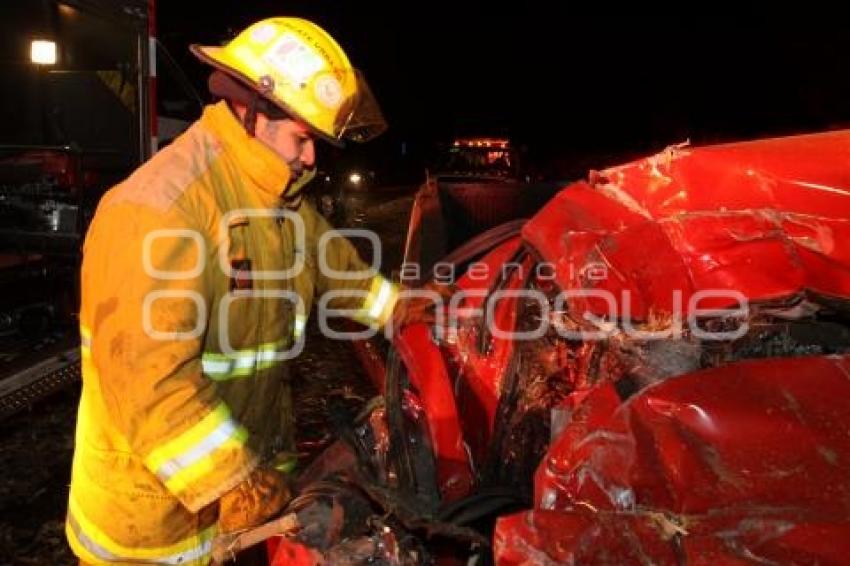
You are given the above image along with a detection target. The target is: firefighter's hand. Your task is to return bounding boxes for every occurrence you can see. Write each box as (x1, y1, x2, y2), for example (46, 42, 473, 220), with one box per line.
(390, 281, 455, 333)
(218, 466, 291, 534)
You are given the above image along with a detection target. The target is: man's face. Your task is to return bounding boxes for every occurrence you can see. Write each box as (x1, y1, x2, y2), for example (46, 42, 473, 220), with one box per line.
(255, 114, 316, 180)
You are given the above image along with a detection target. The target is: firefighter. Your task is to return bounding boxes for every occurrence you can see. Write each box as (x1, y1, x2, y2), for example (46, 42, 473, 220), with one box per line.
(65, 17, 441, 564)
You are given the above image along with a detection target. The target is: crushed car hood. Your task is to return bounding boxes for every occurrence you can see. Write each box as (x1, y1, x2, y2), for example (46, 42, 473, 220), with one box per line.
(523, 130, 850, 318)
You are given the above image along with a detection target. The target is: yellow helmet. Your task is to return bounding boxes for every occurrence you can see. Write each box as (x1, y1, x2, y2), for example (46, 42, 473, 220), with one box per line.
(191, 17, 386, 145)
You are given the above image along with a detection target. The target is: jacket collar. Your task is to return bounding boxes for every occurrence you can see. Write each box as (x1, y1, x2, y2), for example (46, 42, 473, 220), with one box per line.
(201, 101, 291, 204)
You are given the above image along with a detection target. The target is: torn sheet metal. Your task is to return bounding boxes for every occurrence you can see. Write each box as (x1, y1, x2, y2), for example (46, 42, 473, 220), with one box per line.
(523, 130, 850, 319)
(495, 355, 850, 563)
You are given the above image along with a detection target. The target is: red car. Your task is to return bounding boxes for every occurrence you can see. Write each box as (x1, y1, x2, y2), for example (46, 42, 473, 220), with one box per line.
(271, 130, 850, 564)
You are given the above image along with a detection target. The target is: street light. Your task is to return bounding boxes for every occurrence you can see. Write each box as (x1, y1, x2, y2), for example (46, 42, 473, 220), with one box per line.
(31, 40, 57, 65)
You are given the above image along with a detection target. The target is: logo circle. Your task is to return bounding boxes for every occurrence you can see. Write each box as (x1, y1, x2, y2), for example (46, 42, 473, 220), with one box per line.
(314, 75, 343, 109)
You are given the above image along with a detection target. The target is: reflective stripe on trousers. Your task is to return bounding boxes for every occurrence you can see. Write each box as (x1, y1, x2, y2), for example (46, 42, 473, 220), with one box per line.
(66, 496, 215, 565)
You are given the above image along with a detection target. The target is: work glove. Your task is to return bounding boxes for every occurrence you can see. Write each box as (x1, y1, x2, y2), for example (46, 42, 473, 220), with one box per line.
(218, 466, 292, 534)
(390, 280, 456, 334)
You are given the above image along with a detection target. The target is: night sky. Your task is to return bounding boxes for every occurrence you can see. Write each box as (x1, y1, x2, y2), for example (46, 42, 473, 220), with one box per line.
(158, 2, 850, 177)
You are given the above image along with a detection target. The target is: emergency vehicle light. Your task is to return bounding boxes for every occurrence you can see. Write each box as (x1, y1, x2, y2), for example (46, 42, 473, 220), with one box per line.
(31, 40, 57, 65)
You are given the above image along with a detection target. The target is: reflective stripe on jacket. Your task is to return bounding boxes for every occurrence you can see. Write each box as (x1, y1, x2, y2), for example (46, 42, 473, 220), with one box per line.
(67, 101, 397, 564)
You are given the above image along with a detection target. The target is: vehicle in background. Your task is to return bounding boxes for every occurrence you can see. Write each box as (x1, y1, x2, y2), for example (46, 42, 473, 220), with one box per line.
(404, 136, 560, 280)
(431, 137, 521, 182)
(0, 0, 201, 417)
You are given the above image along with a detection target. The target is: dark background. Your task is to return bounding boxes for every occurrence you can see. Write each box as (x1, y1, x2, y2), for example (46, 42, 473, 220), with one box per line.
(160, 3, 850, 178)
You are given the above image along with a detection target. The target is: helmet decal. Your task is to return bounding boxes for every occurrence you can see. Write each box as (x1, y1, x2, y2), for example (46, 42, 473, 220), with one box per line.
(262, 33, 325, 87)
(314, 74, 343, 109)
(250, 23, 278, 44)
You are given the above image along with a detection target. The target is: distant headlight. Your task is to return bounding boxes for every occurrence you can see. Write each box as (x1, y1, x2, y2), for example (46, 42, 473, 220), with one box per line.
(348, 172, 362, 185)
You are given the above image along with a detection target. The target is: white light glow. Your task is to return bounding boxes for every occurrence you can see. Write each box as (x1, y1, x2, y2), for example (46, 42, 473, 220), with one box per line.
(31, 40, 57, 65)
